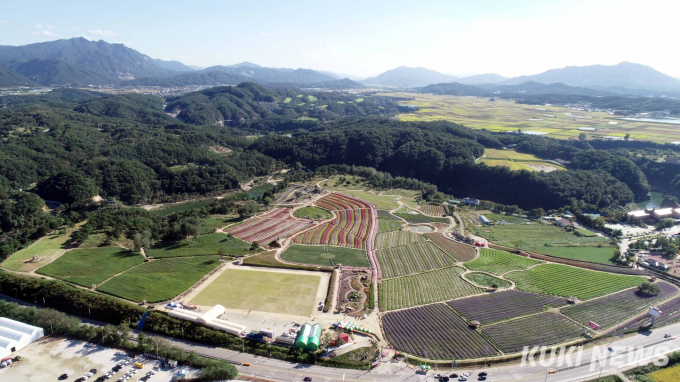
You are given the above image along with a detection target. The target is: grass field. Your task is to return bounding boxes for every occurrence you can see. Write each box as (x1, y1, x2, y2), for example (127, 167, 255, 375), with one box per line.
(154, 199, 214, 217)
(280, 244, 370, 267)
(505, 263, 644, 300)
(37, 247, 144, 287)
(391, 93, 680, 143)
(530, 245, 616, 264)
(145, 233, 252, 258)
(198, 215, 241, 235)
(2, 231, 72, 272)
(378, 220, 403, 233)
(465, 249, 542, 276)
(341, 190, 399, 210)
(648, 364, 680, 382)
(319, 175, 368, 191)
(190, 268, 321, 316)
(293, 207, 333, 220)
(575, 229, 599, 237)
(382, 188, 421, 197)
(98, 256, 221, 303)
(393, 206, 449, 224)
(464, 272, 511, 289)
(480, 149, 564, 173)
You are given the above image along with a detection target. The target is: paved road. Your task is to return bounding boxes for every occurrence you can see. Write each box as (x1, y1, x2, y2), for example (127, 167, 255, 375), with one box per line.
(4, 293, 680, 382)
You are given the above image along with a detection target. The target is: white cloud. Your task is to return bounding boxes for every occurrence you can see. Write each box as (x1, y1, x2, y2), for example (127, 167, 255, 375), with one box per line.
(31, 30, 55, 36)
(88, 29, 119, 37)
(260, 32, 271, 36)
(437, 19, 448, 23)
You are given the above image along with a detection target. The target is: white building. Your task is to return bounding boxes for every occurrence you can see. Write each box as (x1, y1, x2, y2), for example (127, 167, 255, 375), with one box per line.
(0, 317, 44, 358)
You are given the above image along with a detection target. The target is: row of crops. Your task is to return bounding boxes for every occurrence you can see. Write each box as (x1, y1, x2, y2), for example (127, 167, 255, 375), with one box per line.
(226, 208, 312, 245)
(375, 230, 424, 249)
(482, 313, 584, 354)
(463, 272, 511, 289)
(561, 282, 678, 329)
(424, 233, 476, 262)
(378, 267, 483, 310)
(317, 193, 373, 211)
(447, 290, 569, 325)
(382, 303, 499, 360)
(418, 204, 446, 217)
(465, 249, 542, 276)
(376, 242, 457, 279)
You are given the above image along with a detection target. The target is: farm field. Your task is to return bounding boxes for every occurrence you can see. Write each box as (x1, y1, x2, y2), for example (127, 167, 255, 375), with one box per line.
(377, 210, 402, 220)
(447, 290, 568, 325)
(154, 199, 214, 216)
(273, 185, 301, 205)
(382, 303, 498, 359)
(198, 215, 240, 235)
(98, 256, 221, 303)
(36, 247, 144, 287)
(318, 175, 369, 191)
(628, 296, 680, 328)
(378, 220, 403, 233)
(465, 249, 542, 276)
(190, 268, 321, 316)
(375, 230, 424, 249)
(463, 272, 511, 289)
(424, 233, 477, 262)
(227, 207, 311, 245)
(280, 244, 370, 267)
(529, 245, 617, 264)
(393, 207, 449, 224)
(145, 233, 252, 258)
(480, 149, 564, 173)
(561, 282, 677, 329)
(648, 363, 680, 382)
(1, 230, 74, 272)
(376, 242, 457, 279)
(382, 188, 421, 197)
(482, 313, 584, 354)
(379, 267, 483, 310)
(293, 206, 333, 220)
(419, 204, 446, 217)
(505, 263, 645, 300)
(341, 190, 398, 210)
(391, 93, 680, 143)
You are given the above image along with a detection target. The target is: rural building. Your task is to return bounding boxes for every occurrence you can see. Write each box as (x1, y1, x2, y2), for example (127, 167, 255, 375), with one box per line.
(168, 304, 246, 336)
(0, 317, 44, 358)
(294, 323, 312, 349)
(653, 208, 674, 220)
(555, 158, 568, 165)
(463, 197, 480, 206)
(556, 218, 572, 228)
(626, 210, 651, 223)
(479, 215, 491, 225)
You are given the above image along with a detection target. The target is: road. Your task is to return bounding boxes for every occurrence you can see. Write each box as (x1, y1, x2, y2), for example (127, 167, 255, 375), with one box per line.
(3, 293, 680, 382)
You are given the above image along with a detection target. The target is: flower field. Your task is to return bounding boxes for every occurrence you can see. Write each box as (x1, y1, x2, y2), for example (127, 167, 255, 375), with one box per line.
(482, 313, 584, 354)
(226, 207, 312, 245)
(463, 272, 512, 290)
(394, 206, 449, 224)
(561, 282, 677, 329)
(379, 267, 483, 310)
(317, 193, 373, 211)
(419, 204, 446, 217)
(628, 295, 680, 329)
(375, 230, 424, 249)
(505, 263, 645, 300)
(424, 233, 476, 262)
(447, 290, 569, 325)
(376, 242, 457, 279)
(465, 249, 542, 276)
(382, 303, 498, 359)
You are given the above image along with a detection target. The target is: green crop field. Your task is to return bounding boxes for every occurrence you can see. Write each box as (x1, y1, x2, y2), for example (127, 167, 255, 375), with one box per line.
(379, 267, 483, 310)
(198, 215, 241, 235)
(154, 199, 214, 217)
(37, 247, 144, 287)
(378, 220, 403, 233)
(342, 190, 399, 210)
(98, 256, 221, 303)
(464, 272, 511, 289)
(393, 206, 449, 224)
(575, 229, 598, 237)
(530, 245, 617, 264)
(280, 244, 370, 267)
(190, 268, 321, 316)
(2, 231, 73, 272)
(505, 263, 645, 300)
(293, 206, 333, 220)
(465, 249, 542, 276)
(145, 233, 252, 258)
(382, 188, 421, 197)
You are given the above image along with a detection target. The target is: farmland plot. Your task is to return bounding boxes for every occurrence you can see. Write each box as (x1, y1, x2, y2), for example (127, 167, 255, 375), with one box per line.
(394, 208, 449, 224)
(226, 207, 312, 245)
(382, 303, 498, 359)
(482, 313, 584, 354)
(628, 296, 680, 329)
(379, 267, 483, 310)
(376, 242, 457, 279)
(378, 220, 403, 233)
(419, 204, 446, 217)
(273, 185, 301, 205)
(561, 282, 677, 329)
(463, 273, 511, 290)
(465, 249, 541, 275)
(424, 233, 476, 262)
(375, 230, 424, 249)
(506, 264, 645, 300)
(447, 290, 568, 325)
(145, 233, 251, 258)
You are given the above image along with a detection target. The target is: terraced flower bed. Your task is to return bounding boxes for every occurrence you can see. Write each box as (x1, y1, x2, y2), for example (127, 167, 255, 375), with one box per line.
(424, 233, 476, 262)
(376, 242, 457, 279)
(419, 204, 446, 217)
(463, 272, 512, 290)
(482, 313, 584, 354)
(447, 290, 568, 325)
(382, 303, 498, 359)
(375, 230, 424, 249)
(561, 282, 678, 329)
(379, 267, 483, 310)
(505, 263, 645, 300)
(227, 207, 312, 245)
(465, 249, 541, 276)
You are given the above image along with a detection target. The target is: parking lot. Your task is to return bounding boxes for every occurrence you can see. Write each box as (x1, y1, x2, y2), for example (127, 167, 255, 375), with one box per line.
(0, 336, 197, 382)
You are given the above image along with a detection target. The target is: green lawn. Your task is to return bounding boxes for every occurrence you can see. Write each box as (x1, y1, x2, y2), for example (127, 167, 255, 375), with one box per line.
(393, 207, 448, 224)
(528, 245, 616, 264)
(154, 199, 214, 217)
(2, 231, 72, 272)
(98, 256, 221, 303)
(190, 268, 321, 316)
(145, 233, 252, 258)
(465, 249, 542, 276)
(280, 244, 370, 267)
(293, 207, 333, 220)
(198, 215, 241, 235)
(505, 263, 644, 300)
(378, 220, 403, 233)
(342, 190, 399, 210)
(464, 272, 512, 289)
(575, 229, 598, 237)
(37, 247, 144, 287)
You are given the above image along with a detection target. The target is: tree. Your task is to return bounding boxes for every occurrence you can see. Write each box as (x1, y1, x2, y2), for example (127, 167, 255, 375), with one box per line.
(197, 361, 239, 380)
(657, 218, 674, 230)
(625, 133, 630, 140)
(237, 201, 260, 218)
(638, 282, 660, 295)
(251, 241, 259, 250)
(133, 230, 152, 251)
(36, 171, 98, 204)
(217, 247, 228, 257)
(578, 133, 588, 141)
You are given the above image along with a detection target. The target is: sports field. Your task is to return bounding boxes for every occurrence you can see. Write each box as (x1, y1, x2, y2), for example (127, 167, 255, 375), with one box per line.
(280, 244, 370, 267)
(36, 247, 144, 287)
(190, 268, 321, 316)
(145, 233, 252, 258)
(2, 231, 72, 272)
(392, 93, 680, 143)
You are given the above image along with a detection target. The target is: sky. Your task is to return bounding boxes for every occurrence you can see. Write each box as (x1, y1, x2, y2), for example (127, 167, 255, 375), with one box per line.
(1, 0, 679, 78)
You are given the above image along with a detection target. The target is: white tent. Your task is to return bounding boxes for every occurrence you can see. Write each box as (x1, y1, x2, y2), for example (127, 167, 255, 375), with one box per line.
(0, 318, 44, 358)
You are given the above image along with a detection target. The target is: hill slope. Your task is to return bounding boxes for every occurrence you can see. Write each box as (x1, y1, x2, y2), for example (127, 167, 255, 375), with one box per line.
(200, 65, 335, 83)
(362, 66, 457, 87)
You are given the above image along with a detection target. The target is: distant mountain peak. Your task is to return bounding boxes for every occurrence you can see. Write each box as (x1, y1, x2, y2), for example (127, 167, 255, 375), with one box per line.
(226, 62, 263, 68)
